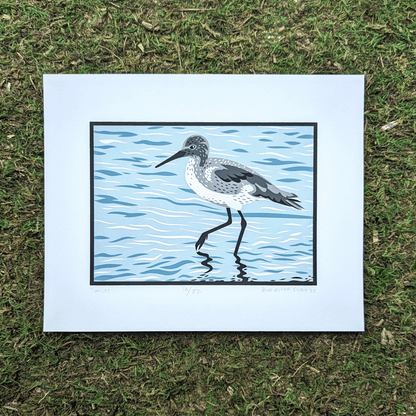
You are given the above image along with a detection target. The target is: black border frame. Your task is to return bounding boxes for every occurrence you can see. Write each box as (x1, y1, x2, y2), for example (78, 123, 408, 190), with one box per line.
(90, 122, 317, 286)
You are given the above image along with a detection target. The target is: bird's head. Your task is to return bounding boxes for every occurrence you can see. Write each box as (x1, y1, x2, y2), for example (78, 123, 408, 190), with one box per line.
(155, 135, 209, 168)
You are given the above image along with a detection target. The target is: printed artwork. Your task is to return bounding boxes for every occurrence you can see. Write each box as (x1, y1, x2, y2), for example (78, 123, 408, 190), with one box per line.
(91, 123, 317, 285)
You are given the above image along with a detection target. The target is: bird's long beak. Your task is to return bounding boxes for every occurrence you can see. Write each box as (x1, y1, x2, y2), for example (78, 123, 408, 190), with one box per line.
(155, 149, 186, 168)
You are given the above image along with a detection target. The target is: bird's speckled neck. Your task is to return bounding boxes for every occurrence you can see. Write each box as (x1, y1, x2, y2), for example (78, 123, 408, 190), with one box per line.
(192, 153, 208, 167)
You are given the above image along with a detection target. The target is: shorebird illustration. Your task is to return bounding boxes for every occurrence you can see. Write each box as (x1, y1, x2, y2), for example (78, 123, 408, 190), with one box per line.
(155, 134, 303, 255)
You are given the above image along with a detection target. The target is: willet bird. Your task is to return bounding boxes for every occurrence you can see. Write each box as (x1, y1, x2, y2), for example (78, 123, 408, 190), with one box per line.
(155, 134, 303, 255)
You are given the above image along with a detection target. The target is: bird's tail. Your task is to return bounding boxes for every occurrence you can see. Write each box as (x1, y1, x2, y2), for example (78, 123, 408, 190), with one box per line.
(281, 194, 303, 210)
(253, 184, 304, 210)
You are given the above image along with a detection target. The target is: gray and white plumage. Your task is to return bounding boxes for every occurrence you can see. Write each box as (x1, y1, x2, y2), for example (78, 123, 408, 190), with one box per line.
(155, 134, 303, 254)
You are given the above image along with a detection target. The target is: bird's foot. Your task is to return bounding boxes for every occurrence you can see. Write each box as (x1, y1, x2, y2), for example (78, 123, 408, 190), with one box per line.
(195, 233, 208, 251)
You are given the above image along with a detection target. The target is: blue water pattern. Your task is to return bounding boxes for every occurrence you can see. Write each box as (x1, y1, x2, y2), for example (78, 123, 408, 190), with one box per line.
(93, 125, 315, 283)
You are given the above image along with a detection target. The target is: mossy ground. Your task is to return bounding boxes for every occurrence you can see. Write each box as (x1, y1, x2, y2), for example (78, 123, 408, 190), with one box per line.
(1, 0, 416, 415)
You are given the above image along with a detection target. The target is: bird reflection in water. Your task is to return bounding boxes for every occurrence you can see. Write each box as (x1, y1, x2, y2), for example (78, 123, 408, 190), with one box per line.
(196, 251, 248, 283)
(196, 251, 213, 275)
(234, 254, 248, 283)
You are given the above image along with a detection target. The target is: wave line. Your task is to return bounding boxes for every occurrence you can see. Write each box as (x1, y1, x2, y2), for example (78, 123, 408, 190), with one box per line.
(134, 191, 167, 197)
(128, 240, 176, 246)
(145, 234, 197, 239)
(250, 272, 274, 276)
(140, 133, 173, 136)
(140, 210, 188, 218)
(145, 249, 186, 253)
(260, 206, 285, 212)
(108, 225, 141, 230)
(227, 140, 250, 145)
(250, 135, 272, 139)
(211, 152, 238, 158)
(280, 238, 299, 243)
(174, 197, 207, 202)
(128, 224, 170, 232)
(135, 178, 167, 182)
(142, 206, 201, 216)
(95, 187, 119, 191)
(154, 189, 176, 194)
(99, 139, 126, 144)
(258, 152, 292, 158)
(206, 133, 239, 137)
(148, 218, 190, 227)
(252, 240, 276, 246)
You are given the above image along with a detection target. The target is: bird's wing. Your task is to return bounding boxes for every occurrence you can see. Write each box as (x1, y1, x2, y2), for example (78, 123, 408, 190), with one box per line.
(214, 164, 271, 187)
(214, 163, 303, 210)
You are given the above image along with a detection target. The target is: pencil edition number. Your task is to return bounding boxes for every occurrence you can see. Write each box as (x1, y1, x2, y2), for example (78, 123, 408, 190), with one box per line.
(183, 287, 202, 297)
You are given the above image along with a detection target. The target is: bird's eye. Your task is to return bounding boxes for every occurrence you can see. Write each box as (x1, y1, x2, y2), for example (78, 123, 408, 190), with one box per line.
(190, 145, 196, 150)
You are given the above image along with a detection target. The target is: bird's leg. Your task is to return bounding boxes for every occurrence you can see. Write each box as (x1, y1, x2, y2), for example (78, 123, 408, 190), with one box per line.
(195, 208, 233, 251)
(234, 211, 247, 255)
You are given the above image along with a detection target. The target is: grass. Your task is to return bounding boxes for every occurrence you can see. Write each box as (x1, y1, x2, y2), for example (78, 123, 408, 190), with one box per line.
(1, 0, 416, 414)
